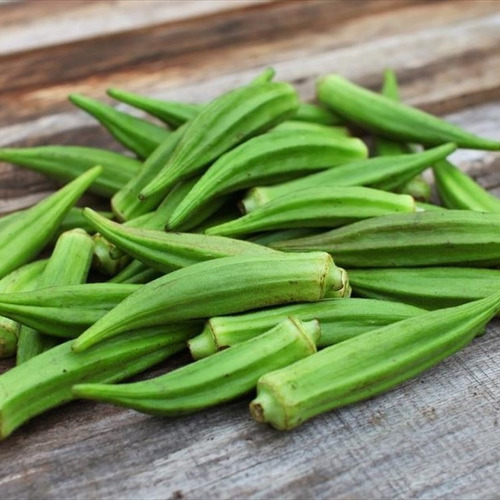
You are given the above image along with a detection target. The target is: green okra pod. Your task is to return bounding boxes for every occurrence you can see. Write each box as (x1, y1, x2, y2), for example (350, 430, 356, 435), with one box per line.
(0, 260, 47, 358)
(92, 233, 130, 276)
(73, 317, 319, 416)
(317, 74, 500, 150)
(207, 187, 416, 238)
(250, 290, 500, 430)
(17, 228, 95, 363)
(107, 88, 201, 128)
(271, 210, 500, 268)
(248, 228, 320, 246)
(240, 144, 455, 213)
(0, 147, 140, 198)
(415, 201, 446, 212)
(397, 176, 431, 203)
(168, 129, 368, 230)
(0, 207, 113, 239)
(106, 68, 274, 129)
(292, 103, 343, 125)
(0, 283, 140, 338)
(109, 262, 161, 285)
(349, 267, 500, 309)
(0, 166, 101, 279)
(0, 325, 195, 439)
(111, 125, 186, 221)
(72, 252, 345, 352)
(69, 93, 170, 159)
(433, 159, 500, 212)
(139, 81, 300, 200)
(189, 298, 425, 359)
(84, 208, 276, 274)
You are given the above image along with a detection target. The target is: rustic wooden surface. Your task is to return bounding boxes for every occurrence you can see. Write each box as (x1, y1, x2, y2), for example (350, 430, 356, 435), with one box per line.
(1, 1, 500, 498)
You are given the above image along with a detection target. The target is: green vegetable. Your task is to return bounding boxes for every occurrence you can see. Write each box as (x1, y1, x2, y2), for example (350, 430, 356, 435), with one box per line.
(433, 159, 500, 212)
(139, 81, 300, 200)
(167, 129, 368, 230)
(207, 187, 416, 237)
(17, 229, 95, 363)
(0, 325, 195, 439)
(73, 317, 319, 416)
(69, 93, 170, 158)
(0, 167, 101, 279)
(271, 210, 500, 268)
(0, 147, 139, 198)
(317, 74, 500, 150)
(72, 252, 345, 352)
(250, 290, 500, 430)
(189, 298, 425, 359)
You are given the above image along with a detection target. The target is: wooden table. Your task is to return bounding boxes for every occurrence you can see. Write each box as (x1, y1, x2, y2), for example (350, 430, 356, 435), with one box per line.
(1, 1, 500, 498)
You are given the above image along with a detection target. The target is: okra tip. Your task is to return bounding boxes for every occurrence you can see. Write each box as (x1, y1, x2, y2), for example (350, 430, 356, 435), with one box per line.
(249, 383, 288, 430)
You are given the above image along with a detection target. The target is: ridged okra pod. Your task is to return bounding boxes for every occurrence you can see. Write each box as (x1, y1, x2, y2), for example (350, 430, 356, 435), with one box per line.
(111, 125, 186, 221)
(241, 144, 455, 213)
(207, 187, 415, 238)
(0, 166, 101, 279)
(349, 267, 500, 309)
(317, 74, 500, 151)
(139, 81, 300, 199)
(0, 260, 46, 358)
(72, 252, 345, 352)
(189, 298, 425, 359)
(106, 68, 274, 128)
(107, 88, 201, 128)
(73, 317, 319, 416)
(84, 208, 276, 273)
(271, 210, 500, 268)
(0, 283, 140, 338)
(168, 129, 368, 230)
(0, 325, 195, 439)
(433, 159, 500, 212)
(69, 93, 170, 159)
(0, 147, 139, 198)
(17, 229, 95, 363)
(250, 290, 500, 430)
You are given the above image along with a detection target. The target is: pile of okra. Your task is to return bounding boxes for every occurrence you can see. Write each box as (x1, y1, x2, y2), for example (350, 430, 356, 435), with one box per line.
(0, 68, 500, 438)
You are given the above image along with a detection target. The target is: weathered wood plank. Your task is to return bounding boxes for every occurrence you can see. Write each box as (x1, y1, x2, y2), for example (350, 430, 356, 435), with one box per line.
(0, 0, 269, 56)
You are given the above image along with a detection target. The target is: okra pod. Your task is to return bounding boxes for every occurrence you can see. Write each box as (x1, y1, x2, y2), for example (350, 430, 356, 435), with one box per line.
(0, 325, 195, 439)
(84, 208, 275, 273)
(109, 261, 161, 285)
(139, 81, 300, 200)
(189, 298, 425, 359)
(92, 233, 130, 276)
(317, 74, 500, 150)
(17, 228, 95, 363)
(207, 187, 416, 238)
(250, 290, 500, 430)
(0, 260, 47, 358)
(72, 252, 345, 352)
(111, 125, 186, 221)
(73, 317, 319, 416)
(248, 228, 320, 246)
(350, 267, 500, 309)
(433, 159, 500, 212)
(397, 176, 431, 202)
(107, 88, 201, 128)
(271, 210, 500, 268)
(0, 147, 139, 198)
(240, 144, 455, 213)
(69, 93, 170, 158)
(0, 283, 140, 338)
(168, 130, 368, 230)
(0, 166, 101, 279)
(106, 68, 274, 128)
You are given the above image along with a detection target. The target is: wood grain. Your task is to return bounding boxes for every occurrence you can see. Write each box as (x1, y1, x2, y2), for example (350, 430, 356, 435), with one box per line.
(0, 1, 500, 498)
